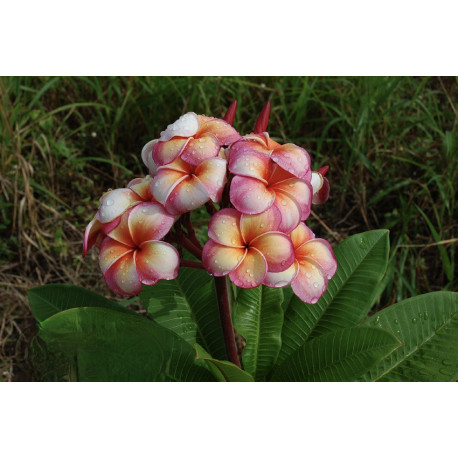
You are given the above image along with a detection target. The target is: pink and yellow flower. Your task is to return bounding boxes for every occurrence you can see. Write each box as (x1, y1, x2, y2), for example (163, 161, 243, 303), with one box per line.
(229, 146, 312, 233)
(202, 207, 295, 288)
(150, 112, 241, 167)
(152, 156, 227, 216)
(98, 202, 179, 296)
(264, 223, 337, 304)
(83, 175, 155, 256)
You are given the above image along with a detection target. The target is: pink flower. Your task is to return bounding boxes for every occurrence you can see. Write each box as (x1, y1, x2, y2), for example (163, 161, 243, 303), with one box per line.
(152, 156, 227, 216)
(98, 202, 179, 297)
(149, 112, 241, 167)
(229, 156, 312, 233)
(264, 223, 337, 304)
(83, 175, 155, 256)
(229, 132, 312, 180)
(202, 207, 295, 288)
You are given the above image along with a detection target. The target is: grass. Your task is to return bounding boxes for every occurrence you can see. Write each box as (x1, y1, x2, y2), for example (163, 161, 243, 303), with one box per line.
(0, 76, 456, 381)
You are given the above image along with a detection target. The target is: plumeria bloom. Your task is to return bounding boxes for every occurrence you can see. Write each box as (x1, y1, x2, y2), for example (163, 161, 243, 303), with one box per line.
(264, 223, 337, 304)
(83, 175, 155, 256)
(150, 112, 241, 167)
(202, 207, 295, 288)
(152, 156, 227, 216)
(98, 202, 179, 296)
(229, 153, 312, 233)
(311, 166, 330, 205)
(229, 132, 312, 180)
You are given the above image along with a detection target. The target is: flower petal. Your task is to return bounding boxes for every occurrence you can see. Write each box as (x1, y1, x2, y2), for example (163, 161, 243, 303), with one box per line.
(295, 239, 337, 279)
(195, 157, 227, 202)
(202, 240, 246, 276)
(105, 211, 135, 247)
(99, 237, 133, 274)
(240, 205, 281, 243)
(208, 208, 244, 247)
(313, 176, 330, 205)
(229, 247, 267, 288)
(159, 112, 200, 142)
(291, 258, 328, 304)
(250, 232, 295, 272)
(152, 137, 190, 166)
(83, 217, 102, 256)
(230, 175, 275, 215)
(272, 178, 312, 221)
(165, 175, 210, 215)
(290, 223, 315, 248)
(228, 147, 271, 183)
(141, 140, 159, 176)
(96, 188, 141, 223)
(264, 260, 299, 288)
(198, 118, 241, 145)
(151, 168, 187, 205)
(135, 241, 180, 284)
(181, 133, 220, 166)
(128, 202, 174, 245)
(128, 175, 154, 201)
(271, 143, 312, 180)
(104, 251, 142, 297)
(272, 191, 302, 234)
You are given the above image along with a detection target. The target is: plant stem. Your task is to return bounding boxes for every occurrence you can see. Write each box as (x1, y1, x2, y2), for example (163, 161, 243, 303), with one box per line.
(180, 259, 205, 269)
(214, 276, 241, 367)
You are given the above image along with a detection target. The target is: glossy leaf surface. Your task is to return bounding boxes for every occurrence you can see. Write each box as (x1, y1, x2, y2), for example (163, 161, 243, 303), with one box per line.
(361, 292, 458, 381)
(140, 268, 226, 360)
(271, 326, 400, 382)
(233, 285, 284, 380)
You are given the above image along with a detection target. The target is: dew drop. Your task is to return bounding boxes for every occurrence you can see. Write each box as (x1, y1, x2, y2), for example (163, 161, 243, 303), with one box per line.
(260, 223, 265, 228)
(423, 312, 429, 320)
(214, 259, 218, 264)
(394, 319, 399, 324)
(310, 297, 318, 304)
(305, 272, 311, 278)
(281, 200, 287, 206)
(257, 195, 261, 199)
(249, 273, 254, 277)
(231, 239, 237, 245)
(327, 275, 331, 280)
(412, 318, 417, 324)
(246, 269, 251, 273)
(232, 222, 236, 226)
(105, 198, 114, 206)
(313, 282, 319, 288)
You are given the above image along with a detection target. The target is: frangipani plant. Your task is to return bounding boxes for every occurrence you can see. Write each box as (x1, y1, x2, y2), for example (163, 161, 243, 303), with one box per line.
(28, 101, 458, 382)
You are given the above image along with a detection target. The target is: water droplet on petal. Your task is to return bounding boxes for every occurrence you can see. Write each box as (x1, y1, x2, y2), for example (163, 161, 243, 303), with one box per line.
(249, 273, 254, 277)
(313, 282, 319, 288)
(305, 272, 311, 278)
(105, 198, 114, 206)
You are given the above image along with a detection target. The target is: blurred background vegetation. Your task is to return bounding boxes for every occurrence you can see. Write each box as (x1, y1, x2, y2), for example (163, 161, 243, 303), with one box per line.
(0, 76, 456, 381)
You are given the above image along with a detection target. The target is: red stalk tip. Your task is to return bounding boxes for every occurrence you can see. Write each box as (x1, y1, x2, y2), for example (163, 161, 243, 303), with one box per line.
(317, 165, 330, 176)
(223, 100, 238, 125)
(253, 101, 271, 134)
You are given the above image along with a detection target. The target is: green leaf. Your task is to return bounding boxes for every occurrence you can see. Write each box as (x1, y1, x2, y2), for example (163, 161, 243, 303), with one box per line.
(277, 230, 389, 366)
(361, 292, 458, 381)
(28, 284, 136, 324)
(233, 285, 284, 380)
(270, 327, 400, 382)
(194, 343, 254, 382)
(39, 307, 215, 382)
(140, 268, 226, 360)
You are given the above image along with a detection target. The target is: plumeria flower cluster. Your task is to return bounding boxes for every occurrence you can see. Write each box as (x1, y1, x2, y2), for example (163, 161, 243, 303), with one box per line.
(84, 101, 336, 303)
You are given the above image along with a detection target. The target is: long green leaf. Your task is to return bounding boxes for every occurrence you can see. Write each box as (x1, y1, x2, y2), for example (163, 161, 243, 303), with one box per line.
(140, 268, 226, 360)
(361, 292, 458, 381)
(39, 307, 215, 382)
(270, 327, 400, 382)
(194, 344, 254, 382)
(277, 230, 389, 366)
(28, 284, 137, 323)
(233, 285, 284, 380)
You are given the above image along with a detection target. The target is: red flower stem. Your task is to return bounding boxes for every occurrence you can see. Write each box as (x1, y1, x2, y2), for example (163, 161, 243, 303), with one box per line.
(181, 214, 203, 250)
(180, 259, 205, 270)
(214, 276, 241, 367)
(180, 237, 203, 259)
